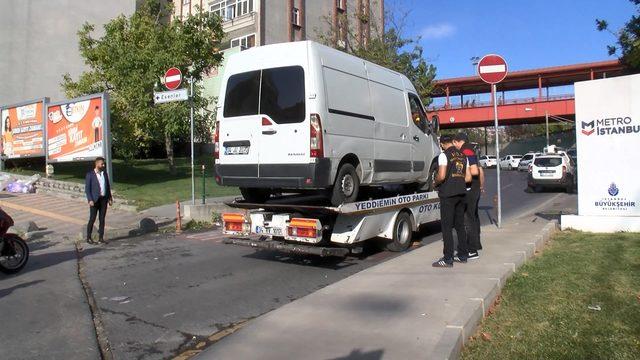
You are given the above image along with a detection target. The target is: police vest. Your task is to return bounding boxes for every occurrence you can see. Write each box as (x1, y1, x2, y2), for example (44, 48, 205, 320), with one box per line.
(439, 147, 467, 197)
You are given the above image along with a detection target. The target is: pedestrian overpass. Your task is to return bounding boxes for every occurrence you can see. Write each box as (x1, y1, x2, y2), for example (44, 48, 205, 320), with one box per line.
(428, 60, 626, 129)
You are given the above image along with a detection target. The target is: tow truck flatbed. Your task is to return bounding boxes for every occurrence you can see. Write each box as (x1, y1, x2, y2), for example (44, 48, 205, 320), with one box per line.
(221, 191, 441, 256)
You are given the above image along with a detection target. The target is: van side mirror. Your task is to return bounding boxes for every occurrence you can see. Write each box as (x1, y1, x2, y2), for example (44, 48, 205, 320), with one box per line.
(431, 115, 440, 134)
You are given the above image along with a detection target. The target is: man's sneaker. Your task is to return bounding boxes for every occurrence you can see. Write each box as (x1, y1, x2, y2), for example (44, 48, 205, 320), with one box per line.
(432, 258, 453, 268)
(468, 252, 480, 260)
(453, 255, 468, 263)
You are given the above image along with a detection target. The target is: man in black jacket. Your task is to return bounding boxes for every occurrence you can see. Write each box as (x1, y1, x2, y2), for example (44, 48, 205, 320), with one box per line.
(85, 157, 112, 244)
(433, 135, 472, 268)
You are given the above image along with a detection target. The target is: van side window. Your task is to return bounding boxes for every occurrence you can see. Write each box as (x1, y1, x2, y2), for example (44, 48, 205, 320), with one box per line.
(224, 70, 260, 118)
(260, 66, 305, 124)
(408, 93, 428, 133)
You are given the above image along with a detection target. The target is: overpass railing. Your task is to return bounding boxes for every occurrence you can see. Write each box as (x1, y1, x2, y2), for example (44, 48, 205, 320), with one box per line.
(429, 93, 574, 111)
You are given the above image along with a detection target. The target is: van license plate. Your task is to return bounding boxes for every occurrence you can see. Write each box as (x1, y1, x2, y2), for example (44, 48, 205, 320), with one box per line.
(255, 226, 282, 236)
(225, 146, 249, 155)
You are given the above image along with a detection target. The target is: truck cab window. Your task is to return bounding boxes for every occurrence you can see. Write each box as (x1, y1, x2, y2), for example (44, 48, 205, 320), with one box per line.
(408, 93, 428, 133)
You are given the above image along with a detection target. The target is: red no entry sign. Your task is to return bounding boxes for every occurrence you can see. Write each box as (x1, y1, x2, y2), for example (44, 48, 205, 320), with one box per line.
(477, 55, 508, 84)
(164, 67, 182, 90)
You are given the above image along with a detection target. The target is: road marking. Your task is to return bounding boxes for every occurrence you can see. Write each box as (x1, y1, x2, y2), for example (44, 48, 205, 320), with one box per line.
(0, 199, 113, 229)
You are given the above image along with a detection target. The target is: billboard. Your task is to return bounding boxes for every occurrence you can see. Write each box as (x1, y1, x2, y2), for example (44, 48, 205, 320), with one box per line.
(46, 93, 109, 163)
(575, 74, 640, 217)
(0, 99, 47, 158)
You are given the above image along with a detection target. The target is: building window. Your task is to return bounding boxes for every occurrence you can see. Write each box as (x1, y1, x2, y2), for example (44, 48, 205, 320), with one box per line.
(336, 0, 346, 11)
(209, 0, 254, 21)
(230, 33, 256, 50)
(183, 0, 190, 5)
(291, 7, 300, 26)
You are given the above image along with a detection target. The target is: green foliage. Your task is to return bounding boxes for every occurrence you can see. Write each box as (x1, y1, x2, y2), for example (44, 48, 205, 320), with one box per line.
(315, 4, 437, 105)
(62, 0, 224, 159)
(596, 0, 640, 70)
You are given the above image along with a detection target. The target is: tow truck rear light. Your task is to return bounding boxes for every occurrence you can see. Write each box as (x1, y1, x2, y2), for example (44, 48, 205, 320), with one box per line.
(528, 164, 533, 173)
(286, 218, 322, 242)
(214, 121, 220, 159)
(262, 117, 273, 126)
(562, 165, 567, 175)
(222, 213, 250, 235)
(310, 114, 324, 158)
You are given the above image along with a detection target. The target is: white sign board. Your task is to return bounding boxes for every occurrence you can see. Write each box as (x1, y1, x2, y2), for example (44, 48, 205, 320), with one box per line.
(575, 74, 640, 217)
(154, 89, 188, 104)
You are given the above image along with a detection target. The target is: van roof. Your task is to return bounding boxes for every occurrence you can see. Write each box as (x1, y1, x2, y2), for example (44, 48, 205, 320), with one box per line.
(225, 41, 417, 92)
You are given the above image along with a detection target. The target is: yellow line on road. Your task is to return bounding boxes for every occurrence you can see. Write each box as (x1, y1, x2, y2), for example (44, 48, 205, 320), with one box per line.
(0, 200, 113, 230)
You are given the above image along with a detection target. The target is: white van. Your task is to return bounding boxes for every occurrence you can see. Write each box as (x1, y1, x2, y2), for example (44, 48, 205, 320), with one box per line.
(214, 41, 441, 206)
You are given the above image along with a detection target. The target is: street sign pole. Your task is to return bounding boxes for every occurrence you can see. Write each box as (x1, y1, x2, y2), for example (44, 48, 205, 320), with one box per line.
(493, 84, 502, 228)
(478, 54, 507, 229)
(189, 77, 195, 205)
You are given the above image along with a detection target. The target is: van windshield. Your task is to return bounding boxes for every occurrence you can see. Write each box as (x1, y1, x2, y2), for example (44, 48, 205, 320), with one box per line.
(223, 66, 305, 124)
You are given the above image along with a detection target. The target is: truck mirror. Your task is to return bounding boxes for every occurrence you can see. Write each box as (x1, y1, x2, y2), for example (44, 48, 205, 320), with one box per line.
(431, 115, 440, 134)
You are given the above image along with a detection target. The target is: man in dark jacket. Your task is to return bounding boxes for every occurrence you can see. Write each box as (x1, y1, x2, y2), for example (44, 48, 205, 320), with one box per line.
(433, 135, 472, 267)
(85, 157, 112, 244)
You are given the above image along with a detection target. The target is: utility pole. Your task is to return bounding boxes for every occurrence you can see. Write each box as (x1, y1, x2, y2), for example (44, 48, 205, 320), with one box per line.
(493, 84, 502, 228)
(545, 110, 549, 148)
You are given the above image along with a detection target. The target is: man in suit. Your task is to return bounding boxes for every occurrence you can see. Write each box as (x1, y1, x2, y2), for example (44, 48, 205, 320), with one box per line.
(85, 157, 112, 244)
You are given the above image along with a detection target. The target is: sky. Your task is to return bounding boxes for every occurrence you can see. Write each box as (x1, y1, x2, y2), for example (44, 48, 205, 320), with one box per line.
(388, 0, 637, 80)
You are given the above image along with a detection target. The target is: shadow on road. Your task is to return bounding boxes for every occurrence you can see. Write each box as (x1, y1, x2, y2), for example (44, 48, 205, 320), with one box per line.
(328, 349, 385, 360)
(0, 279, 45, 298)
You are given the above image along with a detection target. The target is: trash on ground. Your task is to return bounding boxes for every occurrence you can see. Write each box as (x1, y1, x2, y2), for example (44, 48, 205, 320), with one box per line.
(587, 304, 601, 311)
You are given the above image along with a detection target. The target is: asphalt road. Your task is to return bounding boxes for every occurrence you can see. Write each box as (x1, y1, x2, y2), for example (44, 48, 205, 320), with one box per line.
(0, 168, 573, 360)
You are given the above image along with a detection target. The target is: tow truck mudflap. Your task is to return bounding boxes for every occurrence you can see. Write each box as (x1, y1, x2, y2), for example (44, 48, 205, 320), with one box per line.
(222, 237, 350, 257)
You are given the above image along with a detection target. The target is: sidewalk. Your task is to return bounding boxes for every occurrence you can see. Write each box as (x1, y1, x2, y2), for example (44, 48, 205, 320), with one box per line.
(196, 196, 573, 360)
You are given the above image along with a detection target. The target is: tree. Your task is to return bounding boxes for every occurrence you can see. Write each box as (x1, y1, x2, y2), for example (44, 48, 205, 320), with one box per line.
(62, 0, 224, 173)
(596, 0, 640, 71)
(315, 3, 437, 105)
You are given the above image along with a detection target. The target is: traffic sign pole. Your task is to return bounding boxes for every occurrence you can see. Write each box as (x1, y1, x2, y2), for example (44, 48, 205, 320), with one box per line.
(477, 54, 508, 229)
(493, 84, 502, 228)
(189, 77, 195, 205)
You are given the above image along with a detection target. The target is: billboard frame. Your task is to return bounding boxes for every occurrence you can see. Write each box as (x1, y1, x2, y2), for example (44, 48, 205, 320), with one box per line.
(0, 97, 49, 160)
(45, 92, 112, 180)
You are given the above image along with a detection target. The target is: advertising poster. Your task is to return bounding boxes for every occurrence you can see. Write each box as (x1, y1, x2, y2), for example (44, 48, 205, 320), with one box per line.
(1, 100, 46, 158)
(46, 93, 108, 162)
(575, 74, 640, 216)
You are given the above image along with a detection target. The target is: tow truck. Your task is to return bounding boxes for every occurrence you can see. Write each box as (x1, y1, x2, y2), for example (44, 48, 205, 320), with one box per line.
(221, 191, 441, 257)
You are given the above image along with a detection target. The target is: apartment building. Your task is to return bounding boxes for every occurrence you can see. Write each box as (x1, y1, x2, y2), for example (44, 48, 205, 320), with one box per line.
(172, 0, 384, 49)
(172, 0, 385, 106)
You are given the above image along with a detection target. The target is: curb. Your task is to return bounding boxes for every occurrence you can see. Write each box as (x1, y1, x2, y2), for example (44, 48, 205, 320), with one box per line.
(432, 219, 559, 360)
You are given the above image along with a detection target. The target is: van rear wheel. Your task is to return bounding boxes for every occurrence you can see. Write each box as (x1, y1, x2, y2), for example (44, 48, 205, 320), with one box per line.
(330, 164, 360, 206)
(240, 188, 271, 203)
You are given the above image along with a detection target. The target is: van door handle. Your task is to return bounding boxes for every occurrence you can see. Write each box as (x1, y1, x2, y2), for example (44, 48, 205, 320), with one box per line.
(262, 129, 277, 135)
(413, 135, 420, 142)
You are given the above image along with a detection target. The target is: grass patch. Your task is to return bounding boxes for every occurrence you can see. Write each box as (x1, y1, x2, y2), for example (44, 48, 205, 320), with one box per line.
(462, 231, 640, 360)
(4, 157, 239, 210)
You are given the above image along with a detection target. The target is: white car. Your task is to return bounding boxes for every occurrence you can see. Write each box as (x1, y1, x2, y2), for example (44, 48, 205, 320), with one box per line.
(478, 155, 497, 168)
(517, 152, 539, 171)
(499, 155, 522, 170)
(527, 154, 576, 193)
(214, 41, 441, 206)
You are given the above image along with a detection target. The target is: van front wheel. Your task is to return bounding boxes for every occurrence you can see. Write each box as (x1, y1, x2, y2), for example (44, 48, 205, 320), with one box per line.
(240, 188, 271, 203)
(330, 164, 360, 206)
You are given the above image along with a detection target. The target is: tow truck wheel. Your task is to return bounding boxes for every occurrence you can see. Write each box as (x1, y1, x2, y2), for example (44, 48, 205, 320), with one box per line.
(240, 188, 271, 203)
(330, 164, 360, 206)
(386, 212, 414, 252)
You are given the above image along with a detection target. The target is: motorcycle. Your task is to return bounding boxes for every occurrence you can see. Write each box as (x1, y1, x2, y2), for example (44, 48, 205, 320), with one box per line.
(0, 207, 29, 274)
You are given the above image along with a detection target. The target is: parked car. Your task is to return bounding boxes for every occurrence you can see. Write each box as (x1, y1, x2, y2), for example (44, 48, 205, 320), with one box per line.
(214, 41, 442, 206)
(478, 155, 497, 168)
(566, 148, 577, 164)
(527, 154, 576, 193)
(499, 155, 523, 170)
(517, 152, 539, 171)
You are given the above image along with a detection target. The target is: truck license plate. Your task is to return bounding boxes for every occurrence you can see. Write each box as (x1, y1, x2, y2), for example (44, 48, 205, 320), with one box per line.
(255, 226, 282, 236)
(225, 146, 249, 155)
